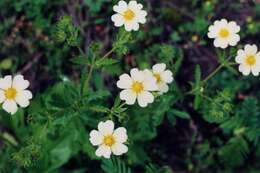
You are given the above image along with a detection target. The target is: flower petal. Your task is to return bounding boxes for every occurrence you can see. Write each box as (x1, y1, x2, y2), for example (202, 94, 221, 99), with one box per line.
(229, 34, 240, 46)
(227, 21, 240, 33)
(0, 90, 6, 103)
(111, 143, 128, 156)
(95, 145, 112, 159)
(143, 69, 158, 91)
(137, 91, 154, 107)
(152, 63, 166, 73)
(119, 89, 137, 105)
(251, 66, 260, 76)
(98, 120, 114, 135)
(12, 75, 30, 91)
(117, 74, 133, 89)
(15, 90, 32, 107)
(136, 10, 147, 24)
(113, 0, 128, 14)
(2, 100, 18, 115)
(161, 70, 173, 83)
(143, 77, 158, 91)
(235, 49, 246, 63)
(113, 127, 127, 143)
(158, 83, 169, 94)
(111, 14, 125, 27)
(245, 44, 257, 55)
(124, 21, 136, 31)
(0, 75, 12, 90)
(130, 68, 144, 82)
(213, 38, 228, 49)
(239, 65, 251, 76)
(89, 130, 103, 146)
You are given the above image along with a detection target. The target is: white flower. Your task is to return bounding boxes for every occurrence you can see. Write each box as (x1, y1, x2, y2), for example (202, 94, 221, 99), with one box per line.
(111, 0, 147, 31)
(0, 75, 33, 115)
(89, 120, 128, 159)
(235, 44, 260, 76)
(117, 68, 158, 107)
(144, 63, 174, 94)
(207, 19, 240, 49)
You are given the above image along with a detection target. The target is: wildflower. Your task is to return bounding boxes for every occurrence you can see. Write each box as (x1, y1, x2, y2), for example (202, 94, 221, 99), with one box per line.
(89, 120, 128, 159)
(117, 68, 158, 107)
(0, 75, 33, 115)
(144, 63, 173, 94)
(111, 0, 147, 31)
(207, 19, 240, 49)
(235, 44, 260, 76)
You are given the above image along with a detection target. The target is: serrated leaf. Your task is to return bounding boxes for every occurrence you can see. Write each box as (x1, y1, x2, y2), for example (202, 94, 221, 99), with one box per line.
(170, 109, 190, 119)
(71, 55, 91, 65)
(95, 58, 118, 68)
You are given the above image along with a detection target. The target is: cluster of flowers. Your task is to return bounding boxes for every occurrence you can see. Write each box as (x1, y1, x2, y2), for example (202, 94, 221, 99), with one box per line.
(90, 1, 174, 158)
(1, 0, 258, 160)
(117, 63, 174, 107)
(208, 18, 260, 76)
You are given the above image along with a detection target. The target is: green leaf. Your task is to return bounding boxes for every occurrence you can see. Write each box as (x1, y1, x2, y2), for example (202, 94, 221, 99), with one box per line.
(194, 65, 201, 110)
(71, 55, 91, 65)
(101, 157, 132, 173)
(218, 137, 249, 167)
(170, 109, 190, 119)
(95, 58, 118, 68)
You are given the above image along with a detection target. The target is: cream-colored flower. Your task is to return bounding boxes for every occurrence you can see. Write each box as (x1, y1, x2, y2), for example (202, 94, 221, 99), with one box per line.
(208, 19, 240, 49)
(89, 120, 128, 159)
(235, 44, 260, 76)
(0, 75, 32, 115)
(111, 0, 147, 31)
(117, 68, 158, 107)
(144, 63, 173, 94)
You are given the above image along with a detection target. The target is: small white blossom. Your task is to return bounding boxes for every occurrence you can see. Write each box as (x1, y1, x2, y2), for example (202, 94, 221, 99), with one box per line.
(235, 44, 260, 76)
(0, 75, 33, 115)
(111, 0, 147, 31)
(89, 120, 128, 159)
(144, 63, 173, 94)
(208, 19, 240, 49)
(117, 68, 158, 107)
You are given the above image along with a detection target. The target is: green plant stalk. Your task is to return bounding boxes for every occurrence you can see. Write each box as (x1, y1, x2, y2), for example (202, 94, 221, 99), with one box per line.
(202, 56, 234, 83)
(202, 63, 225, 83)
(82, 48, 115, 94)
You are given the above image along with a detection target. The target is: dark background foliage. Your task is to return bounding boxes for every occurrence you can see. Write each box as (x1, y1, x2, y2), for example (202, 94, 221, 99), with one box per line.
(0, 0, 260, 173)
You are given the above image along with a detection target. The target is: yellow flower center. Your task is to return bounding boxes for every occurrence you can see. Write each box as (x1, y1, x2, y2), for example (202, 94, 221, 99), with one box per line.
(219, 28, 229, 38)
(5, 88, 17, 100)
(154, 73, 162, 83)
(103, 135, 115, 147)
(131, 81, 144, 93)
(245, 55, 256, 66)
(123, 9, 135, 21)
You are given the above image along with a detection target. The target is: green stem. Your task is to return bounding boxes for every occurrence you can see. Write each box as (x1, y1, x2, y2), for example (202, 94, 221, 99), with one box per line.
(100, 47, 116, 61)
(202, 63, 225, 83)
(77, 46, 85, 55)
(202, 56, 233, 83)
(82, 48, 115, 95)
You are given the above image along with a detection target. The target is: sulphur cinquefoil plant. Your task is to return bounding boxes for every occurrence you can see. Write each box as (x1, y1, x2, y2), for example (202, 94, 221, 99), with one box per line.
(1, 0, 260, 173)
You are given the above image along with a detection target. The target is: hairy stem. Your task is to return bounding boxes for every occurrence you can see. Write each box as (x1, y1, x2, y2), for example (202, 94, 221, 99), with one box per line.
(202, 64, 225, 83)
(82, 48, 115, 95)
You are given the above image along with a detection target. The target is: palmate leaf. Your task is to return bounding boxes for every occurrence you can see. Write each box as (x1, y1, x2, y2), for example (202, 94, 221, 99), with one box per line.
(218, 137, 249, 168)
(202, 89, 233, 124)
(101, 157, 132, 173)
